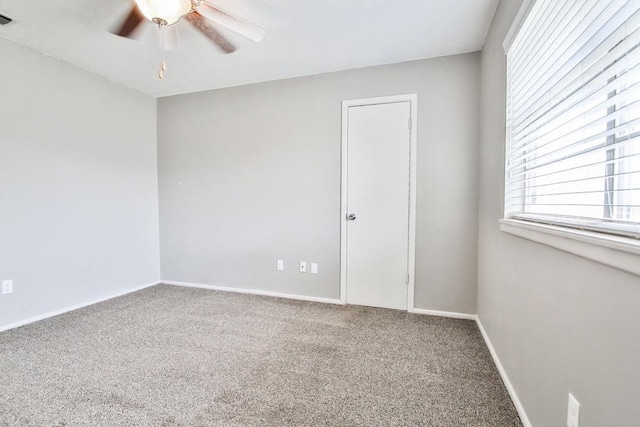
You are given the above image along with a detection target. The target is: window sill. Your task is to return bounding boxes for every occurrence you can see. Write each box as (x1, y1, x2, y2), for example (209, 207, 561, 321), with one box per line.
(499, 219, 640, 277)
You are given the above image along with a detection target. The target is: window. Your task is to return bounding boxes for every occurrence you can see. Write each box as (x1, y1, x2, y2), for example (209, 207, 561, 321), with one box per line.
(504, 0, 640, 239)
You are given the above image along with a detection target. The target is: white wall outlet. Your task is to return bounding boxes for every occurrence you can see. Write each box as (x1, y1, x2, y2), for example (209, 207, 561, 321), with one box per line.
(311, 263, 318, 274)
(567, 393, 580, 427)
(277, 259, 284, 271)
(2, 280, 13, 295)
(299, 261, 307, 273)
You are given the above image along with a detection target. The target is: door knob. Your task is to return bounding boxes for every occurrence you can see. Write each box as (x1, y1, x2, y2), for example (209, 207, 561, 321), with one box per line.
(347, 213, 356, 220)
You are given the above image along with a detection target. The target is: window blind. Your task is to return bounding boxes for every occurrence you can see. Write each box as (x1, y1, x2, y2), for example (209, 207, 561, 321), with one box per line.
(505, 0, 640, 239)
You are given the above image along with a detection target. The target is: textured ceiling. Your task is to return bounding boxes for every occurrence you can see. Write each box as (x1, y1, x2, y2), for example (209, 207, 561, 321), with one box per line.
(0, 0, 499, 98)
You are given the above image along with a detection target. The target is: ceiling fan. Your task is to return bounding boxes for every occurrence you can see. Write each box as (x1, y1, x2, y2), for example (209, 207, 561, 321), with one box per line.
(111, 0, 266, 78)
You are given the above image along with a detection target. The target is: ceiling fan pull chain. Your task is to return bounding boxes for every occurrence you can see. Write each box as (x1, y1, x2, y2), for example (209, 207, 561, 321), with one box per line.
(158, 22, 167, 79)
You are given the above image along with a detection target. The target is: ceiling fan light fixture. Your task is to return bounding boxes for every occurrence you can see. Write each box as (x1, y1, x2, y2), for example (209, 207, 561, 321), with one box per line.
(111, 0, 266, 80)
(133, 0, 192, 26)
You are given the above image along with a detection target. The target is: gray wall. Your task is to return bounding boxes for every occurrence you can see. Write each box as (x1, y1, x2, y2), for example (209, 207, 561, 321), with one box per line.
(478, 1, 640, 426)
(158, 53, 481, 313)
(0, 38, 160, 327)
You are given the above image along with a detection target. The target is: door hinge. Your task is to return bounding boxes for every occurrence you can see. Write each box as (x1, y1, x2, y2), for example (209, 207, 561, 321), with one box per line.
(408, 117, 412, 131)
(406, 273, 410, 285)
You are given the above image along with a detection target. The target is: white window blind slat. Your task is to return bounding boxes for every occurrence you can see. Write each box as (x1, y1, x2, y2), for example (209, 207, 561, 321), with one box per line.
(508, 171, 640, 193)
(512, 121, 640, 173)
(511, 57, 640, 147)
(508, 151, 640, 185)
(510, 0, 610, 97)
(511, 79, 640, 155)
(509, 0, 559, 49)
(507, 113, 640, 177)
(511, 10, 640, 137)
(505, 0, 640, 239)
(512, 0, 636, 116)
(509, 0, 583, 79)
(510, 0, 622, 101)
(509, 188, 640, 200)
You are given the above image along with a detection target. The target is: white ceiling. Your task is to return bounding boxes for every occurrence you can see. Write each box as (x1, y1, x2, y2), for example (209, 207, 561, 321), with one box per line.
(0, 0, 499, 98)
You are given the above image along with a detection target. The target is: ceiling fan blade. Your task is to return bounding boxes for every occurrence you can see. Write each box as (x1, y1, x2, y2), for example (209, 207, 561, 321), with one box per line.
(186, 12, 236, 54)
(198, 2, 266, 43)
(112, 6, 144, 38)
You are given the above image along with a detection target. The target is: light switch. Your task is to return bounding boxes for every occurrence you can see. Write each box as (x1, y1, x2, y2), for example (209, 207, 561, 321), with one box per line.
(311, 263, 318, 274)
(277, 259, 284, 271)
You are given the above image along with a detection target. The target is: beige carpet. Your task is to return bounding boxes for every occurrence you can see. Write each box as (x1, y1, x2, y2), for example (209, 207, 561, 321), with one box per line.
(0, 284, 522, 426)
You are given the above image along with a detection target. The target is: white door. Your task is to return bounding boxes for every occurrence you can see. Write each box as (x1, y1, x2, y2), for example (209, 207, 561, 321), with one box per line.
(344, 101, 412, 310)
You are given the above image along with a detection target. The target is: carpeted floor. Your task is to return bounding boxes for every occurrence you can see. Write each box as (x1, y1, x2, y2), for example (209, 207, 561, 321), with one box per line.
(0, 284, 522, 426)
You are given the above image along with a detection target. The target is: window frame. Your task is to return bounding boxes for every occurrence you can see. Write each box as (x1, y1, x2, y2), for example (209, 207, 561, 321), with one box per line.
(501, 0, 640, 276)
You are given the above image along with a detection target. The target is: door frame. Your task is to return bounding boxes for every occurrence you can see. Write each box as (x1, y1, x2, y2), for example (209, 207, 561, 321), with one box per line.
(339, 94, 418, 312)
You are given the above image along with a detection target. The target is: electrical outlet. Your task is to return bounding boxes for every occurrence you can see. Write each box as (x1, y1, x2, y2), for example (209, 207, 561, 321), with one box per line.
(2, 280, 13, 295)
(277, 259, 284, 271)
(299, 261, 307, 273)
(311, 263, 318, 274)
(567, 393, 580, 427)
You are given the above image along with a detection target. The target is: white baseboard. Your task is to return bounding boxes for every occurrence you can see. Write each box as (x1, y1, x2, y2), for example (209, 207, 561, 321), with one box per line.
(411, 307, 478, 320)
(163, 280, 344, 305)
(166, 282, 480, 320)
(476, 317, 532, 427)
(0, 281, 161, 333)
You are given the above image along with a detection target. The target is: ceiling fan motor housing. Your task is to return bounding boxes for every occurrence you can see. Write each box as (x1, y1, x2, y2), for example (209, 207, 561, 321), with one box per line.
(134, 0, 192, 26)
